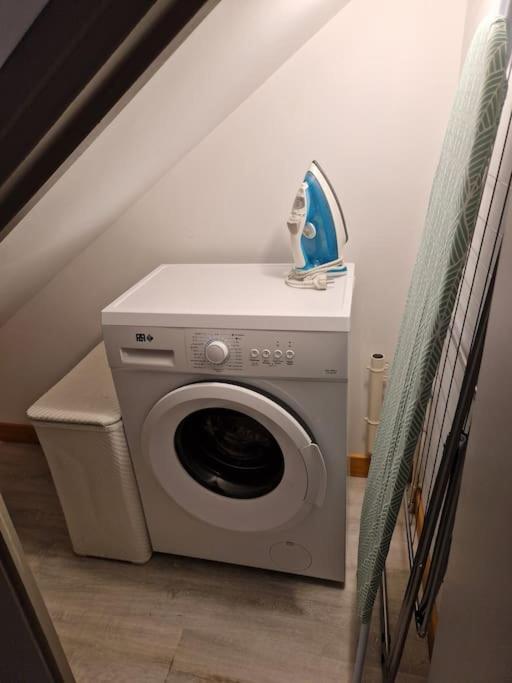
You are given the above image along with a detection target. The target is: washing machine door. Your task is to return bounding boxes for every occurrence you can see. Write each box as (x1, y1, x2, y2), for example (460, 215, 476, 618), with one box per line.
(141, 382, 327, 532)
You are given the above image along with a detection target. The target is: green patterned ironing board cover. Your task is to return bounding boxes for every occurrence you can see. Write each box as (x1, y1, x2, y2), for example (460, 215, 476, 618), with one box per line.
(357, 15, 508, 624)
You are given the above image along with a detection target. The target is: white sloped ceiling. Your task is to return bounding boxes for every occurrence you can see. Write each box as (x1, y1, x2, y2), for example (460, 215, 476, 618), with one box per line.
(0, 0, 348, 326)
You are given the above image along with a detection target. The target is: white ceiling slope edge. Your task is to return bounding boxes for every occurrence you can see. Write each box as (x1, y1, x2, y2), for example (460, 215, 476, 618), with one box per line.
(0, 0, 467, 447)
(0, 0, 348, 325)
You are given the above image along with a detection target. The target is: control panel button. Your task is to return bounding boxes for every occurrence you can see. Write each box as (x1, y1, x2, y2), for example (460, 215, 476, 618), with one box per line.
(205, 340, 229, 364)
(273, 349, 283, 360)
(250, 348, 260, 359)
(285, 349, 295, 360)
(261, 349, 271, 359)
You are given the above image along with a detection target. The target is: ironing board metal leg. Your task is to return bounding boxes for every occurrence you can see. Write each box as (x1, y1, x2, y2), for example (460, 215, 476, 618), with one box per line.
(380, 568, 391, 661)
(352, 621, 370, 683)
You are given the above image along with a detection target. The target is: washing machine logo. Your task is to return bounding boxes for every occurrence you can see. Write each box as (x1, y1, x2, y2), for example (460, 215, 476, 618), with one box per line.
(135, 333, 154, 342)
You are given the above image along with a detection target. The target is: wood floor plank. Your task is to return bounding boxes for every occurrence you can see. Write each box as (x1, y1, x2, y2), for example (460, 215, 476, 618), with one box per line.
(169, 626, 356, 683)
(0, 442, 428, 682)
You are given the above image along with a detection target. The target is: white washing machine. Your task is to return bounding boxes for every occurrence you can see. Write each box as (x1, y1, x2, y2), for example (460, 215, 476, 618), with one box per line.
(102, 263, 354, 582)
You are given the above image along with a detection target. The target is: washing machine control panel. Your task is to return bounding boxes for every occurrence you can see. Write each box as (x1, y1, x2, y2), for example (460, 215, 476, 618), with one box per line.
(184, 328, 347, 379)
(103, 325, 347, 379)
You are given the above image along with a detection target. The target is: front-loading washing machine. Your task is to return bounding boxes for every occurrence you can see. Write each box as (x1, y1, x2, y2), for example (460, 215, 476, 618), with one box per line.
(102, 263, 354, 582)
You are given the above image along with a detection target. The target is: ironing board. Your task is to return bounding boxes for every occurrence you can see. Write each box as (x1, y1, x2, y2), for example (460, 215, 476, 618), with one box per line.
(354, 13, 508, 678)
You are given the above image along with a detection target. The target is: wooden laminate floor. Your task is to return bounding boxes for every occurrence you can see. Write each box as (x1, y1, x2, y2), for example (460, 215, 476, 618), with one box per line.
(0, 442, 429, 682)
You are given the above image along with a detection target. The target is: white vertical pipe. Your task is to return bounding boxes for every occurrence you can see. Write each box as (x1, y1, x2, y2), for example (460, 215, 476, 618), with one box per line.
(365, 353, 386, 455)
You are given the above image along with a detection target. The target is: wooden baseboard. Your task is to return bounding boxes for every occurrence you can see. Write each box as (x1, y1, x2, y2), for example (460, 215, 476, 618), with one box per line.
(349, 452, 370, 477)
(0, 423, 39, 444)
(412, 487, 438, 655)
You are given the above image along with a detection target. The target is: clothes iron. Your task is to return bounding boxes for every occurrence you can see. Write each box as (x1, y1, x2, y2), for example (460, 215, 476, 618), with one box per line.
(286, 160, 348, 289)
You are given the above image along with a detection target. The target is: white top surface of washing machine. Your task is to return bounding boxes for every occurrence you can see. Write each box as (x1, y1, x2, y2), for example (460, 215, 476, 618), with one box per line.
(102, 263, 354, 581)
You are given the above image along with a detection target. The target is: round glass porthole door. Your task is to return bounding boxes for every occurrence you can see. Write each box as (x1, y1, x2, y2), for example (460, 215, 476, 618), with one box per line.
(174, 408, 285, 499)
(141, 382, 326, 532)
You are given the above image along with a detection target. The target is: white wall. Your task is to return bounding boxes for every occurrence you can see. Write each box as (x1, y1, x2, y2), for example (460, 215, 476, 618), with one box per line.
(0, 0, 468, 453)
(0, 0, 346, 325)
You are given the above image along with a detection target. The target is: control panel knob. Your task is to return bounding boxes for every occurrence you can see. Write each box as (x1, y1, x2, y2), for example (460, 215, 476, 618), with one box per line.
(205, 340, 229, 365)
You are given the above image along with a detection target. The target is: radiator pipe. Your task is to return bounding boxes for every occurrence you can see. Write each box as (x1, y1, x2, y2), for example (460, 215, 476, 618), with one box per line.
(365, 353, 386, 455)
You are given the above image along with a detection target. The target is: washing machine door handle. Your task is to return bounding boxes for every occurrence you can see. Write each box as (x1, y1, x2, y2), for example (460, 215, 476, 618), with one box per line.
(301, 443, 327, 507)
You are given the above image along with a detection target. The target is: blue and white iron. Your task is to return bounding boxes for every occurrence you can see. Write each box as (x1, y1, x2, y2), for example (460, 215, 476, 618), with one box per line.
(286, 160, 348, 289)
